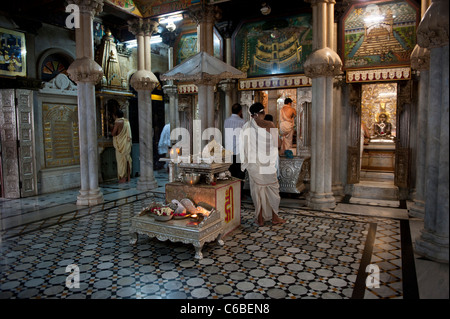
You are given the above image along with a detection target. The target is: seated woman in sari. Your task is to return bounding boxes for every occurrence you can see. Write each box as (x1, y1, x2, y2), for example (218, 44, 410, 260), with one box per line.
(239, 103, 286, 226)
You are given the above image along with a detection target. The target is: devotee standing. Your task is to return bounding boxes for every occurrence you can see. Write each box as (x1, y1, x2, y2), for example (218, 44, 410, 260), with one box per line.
(158, 123, 171, 157)
(111, 109, 132, 183)
(240, 102, 285, 226)
(224, 103, 246, 182)
(279, 98, 297, 153)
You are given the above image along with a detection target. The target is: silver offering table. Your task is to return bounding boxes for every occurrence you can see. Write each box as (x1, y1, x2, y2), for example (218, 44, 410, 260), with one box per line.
(130, 209, 224, 260)
(178, 162, 231, 184)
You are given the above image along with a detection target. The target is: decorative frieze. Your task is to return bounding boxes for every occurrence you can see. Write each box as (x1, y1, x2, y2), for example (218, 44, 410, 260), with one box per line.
(238, 75, 311, 91)
(178, 84, 198, 94)
(346, 67, 411, 83)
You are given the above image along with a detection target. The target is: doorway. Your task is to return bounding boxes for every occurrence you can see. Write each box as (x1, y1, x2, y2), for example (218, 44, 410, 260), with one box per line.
(347, 82, 402, 206)
(360, 82, 397, 183)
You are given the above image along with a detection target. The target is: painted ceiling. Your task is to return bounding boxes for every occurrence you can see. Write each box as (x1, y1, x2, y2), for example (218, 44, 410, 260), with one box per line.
(105, 0, 229, 18)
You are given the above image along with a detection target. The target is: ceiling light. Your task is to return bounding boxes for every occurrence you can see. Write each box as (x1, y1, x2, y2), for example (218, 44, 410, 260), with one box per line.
(261, 3, 271, 15)
(151, 35, 162, 44)
(125, 39, 137, 48)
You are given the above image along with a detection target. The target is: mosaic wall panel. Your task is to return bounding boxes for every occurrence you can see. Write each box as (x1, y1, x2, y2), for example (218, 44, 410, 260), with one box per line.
(234, 13, 312, 77)
(342, 0, 419, 70)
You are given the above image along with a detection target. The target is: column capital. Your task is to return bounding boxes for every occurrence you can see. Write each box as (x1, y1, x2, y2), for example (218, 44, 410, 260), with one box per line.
(218, 79, 236, 92)
(305, 0, 336, 5)
(67, 0, 103, 16)
(417, 0, 449, 49)
(67, 57, 103, 83)
(188, 4, 221, 25)
(130, 70, 159, 91)
(162, 84, 178, 96)
(127, 18, 159, 37)
(304, 47, 342, 78)
(410, 44, 430, 71)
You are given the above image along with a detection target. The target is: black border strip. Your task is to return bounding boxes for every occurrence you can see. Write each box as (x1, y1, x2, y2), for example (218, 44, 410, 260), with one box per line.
(400, 219, 420, 299)
(351, 222, 377, 299)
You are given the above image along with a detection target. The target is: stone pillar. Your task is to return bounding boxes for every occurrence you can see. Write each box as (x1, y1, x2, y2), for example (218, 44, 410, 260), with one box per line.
(414, 0, 449, 263)
(162, 32, 179, 132)
(128, 18, 159, 191)
(409, 0, 432, 219)
(189, 4, 220, 137)
(218, 26, 236, 119)
(163, 84, 178, 135)
(67, 0, 104, 206)
(304, 0, 342, 210)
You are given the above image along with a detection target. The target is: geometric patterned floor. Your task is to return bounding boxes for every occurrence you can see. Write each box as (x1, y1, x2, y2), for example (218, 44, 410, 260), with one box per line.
(0, 185, 416, 301)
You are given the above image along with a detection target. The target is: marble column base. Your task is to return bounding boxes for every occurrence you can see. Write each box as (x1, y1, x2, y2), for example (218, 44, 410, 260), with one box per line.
(136, 178, 158, 191)
(415, 229, 449, 264)
(409, 200, 425, 219)
(306, 192, 336, 210)
(77, 188, 104, 206)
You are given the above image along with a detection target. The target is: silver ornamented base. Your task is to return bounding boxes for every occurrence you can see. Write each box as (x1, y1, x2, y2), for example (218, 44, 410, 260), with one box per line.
(130, 208, 224, 260)
(177, 162, 231, 184)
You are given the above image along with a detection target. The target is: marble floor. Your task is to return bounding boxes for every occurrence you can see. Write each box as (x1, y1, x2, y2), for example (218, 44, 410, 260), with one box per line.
(0, 170, 448, 302)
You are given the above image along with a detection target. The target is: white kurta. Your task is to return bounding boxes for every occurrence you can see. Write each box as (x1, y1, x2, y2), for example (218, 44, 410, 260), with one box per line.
(240, 119, 281, 222)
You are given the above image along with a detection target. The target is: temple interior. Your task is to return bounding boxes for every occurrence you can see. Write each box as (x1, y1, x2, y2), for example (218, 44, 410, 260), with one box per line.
(0, 0, 448, 302)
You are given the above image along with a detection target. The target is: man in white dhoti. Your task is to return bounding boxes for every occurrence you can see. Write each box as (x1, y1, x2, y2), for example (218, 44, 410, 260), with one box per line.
(112, 110, 132, 183)
(240, 103, 286, 226)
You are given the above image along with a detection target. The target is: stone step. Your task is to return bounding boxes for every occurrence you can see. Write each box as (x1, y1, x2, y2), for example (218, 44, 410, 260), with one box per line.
(351, 181, 399, 201)
(360, 171, 394, 181)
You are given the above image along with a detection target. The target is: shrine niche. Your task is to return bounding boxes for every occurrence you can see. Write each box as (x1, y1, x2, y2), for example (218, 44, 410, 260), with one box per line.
(234, 13, 312, 77)
(361, 82, 397, 172)
(342, 0, 419, 70)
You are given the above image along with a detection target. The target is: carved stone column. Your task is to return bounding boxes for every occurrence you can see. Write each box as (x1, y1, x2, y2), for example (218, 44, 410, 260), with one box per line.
(409, 0, 432, 219)
(414, 0, 449, 263)
(163, 84, 178, 136)
(218, 80, 235, 119)
(67, 0, 104, 206)
(304, 0, 342, 210)
(410, 49, 430, 219)
(128, 18, 159, 191)
(188, 4, 221, 134)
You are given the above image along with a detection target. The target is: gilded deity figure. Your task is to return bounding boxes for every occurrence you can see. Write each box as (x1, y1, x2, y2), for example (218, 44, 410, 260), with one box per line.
(371, 113, 394, 140)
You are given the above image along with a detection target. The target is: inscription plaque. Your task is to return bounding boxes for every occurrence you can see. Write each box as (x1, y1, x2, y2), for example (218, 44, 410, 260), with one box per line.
(43, 103, 79, 168)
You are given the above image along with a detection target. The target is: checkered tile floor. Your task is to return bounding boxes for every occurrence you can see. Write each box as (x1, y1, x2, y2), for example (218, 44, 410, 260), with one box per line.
(0, 177, 415, 299)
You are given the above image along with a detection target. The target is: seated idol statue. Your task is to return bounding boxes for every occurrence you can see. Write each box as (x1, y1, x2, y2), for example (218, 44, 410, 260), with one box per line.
(371, 113, 394, 141)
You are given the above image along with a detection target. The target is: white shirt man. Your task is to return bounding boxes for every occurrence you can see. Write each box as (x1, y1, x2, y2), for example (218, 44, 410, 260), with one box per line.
(224, 103, 246, 184)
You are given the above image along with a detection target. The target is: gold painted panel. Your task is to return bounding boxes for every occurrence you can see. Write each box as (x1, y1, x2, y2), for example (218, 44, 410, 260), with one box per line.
(361, 83, 397, 138)
(42, 103, 79, 168)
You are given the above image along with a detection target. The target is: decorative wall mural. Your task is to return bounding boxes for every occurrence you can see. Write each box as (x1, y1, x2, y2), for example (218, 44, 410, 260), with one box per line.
(133, 0, 200, 18)
(342, 0, 419, 70)
(175, 30, 222, 65)
(234, 13, 312, 77)
(105, 0, 143, 17)
(0, 28, 26, 77)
